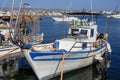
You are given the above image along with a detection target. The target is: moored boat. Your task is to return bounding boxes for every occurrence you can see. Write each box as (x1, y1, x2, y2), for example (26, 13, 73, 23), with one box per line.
(52, 16, 80, 22)
(110, 12, 120, 18)
(21, 12, 112, 80)
(0, 9, 43, 61)
(0, 12, 21, 60)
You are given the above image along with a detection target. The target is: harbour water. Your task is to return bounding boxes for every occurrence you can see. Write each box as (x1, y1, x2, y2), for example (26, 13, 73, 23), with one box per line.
(0, 16, 120, 80)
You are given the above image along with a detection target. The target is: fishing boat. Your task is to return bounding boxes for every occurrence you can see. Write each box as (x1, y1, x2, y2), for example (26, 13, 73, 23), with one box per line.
(0, 7, 43, 61)
(20, 12, 112, 80)
(0, 11, 21, 60)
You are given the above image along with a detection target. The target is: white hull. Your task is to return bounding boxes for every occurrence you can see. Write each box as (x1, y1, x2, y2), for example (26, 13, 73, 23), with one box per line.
(52, 16, 80, 22)
(23, 45, 107, 80)
(110, 14, 120, 18)
(0, 46, 21, 61)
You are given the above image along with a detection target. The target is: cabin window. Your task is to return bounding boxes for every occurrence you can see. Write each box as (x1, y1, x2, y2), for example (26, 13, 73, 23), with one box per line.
(80, 30, 87, 35)
(82, 42, 87, 49)
(71, 29, 79, 36)
(90, 29, 94, 37)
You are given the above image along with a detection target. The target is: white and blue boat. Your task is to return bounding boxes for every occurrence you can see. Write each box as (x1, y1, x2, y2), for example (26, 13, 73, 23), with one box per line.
(22, 12, 112, 80)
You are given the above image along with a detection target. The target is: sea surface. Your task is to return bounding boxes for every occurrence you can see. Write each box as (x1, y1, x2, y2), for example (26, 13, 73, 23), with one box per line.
(0, 16, 120, 80)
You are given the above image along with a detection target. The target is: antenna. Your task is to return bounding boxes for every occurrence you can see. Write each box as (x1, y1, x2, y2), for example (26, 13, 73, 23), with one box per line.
(67, 0, 72, 12)
(90, 0, 93, 20)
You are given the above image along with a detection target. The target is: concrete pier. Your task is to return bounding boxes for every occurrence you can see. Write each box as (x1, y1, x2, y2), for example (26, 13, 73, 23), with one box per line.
(0, 9, 64, 17)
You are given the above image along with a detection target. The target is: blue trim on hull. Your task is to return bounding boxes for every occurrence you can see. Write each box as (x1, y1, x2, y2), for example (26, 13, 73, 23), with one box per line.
(29, 44, 106, 61)
(31, 55, 93, 61)
(30, 49, 67, 57)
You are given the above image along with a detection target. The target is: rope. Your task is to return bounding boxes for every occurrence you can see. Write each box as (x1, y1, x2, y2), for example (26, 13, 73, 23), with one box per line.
(60, 53, 65, 80)
(52, 60, 61, 79)
(52, 50, 65, 80)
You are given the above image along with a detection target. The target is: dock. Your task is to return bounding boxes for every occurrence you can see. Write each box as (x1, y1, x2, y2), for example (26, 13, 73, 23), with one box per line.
(0, 9, 64, 17)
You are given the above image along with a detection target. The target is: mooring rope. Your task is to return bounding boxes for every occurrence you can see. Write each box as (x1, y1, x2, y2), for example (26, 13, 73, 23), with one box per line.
(52, 59, 61, 79)
(60, 53, 65, 80)
(52, 50, 65, 80)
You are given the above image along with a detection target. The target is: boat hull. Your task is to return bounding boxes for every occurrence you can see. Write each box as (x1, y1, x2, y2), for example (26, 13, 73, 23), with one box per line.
(110, 14, 120, 18)
(52, 17, 80, 22)
(0, 46, 21, 61)
(23, 45, 107, 80)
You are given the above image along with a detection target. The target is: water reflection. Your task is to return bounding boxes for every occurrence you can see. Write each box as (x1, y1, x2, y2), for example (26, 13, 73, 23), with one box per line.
(0, 54, 111, 80)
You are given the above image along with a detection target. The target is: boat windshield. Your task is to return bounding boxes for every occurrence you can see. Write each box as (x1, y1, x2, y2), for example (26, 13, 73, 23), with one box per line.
(80, 30, 87, 35)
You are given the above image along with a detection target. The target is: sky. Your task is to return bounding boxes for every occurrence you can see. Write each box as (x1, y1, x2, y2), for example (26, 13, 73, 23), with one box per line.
(0, 0, 120, 11)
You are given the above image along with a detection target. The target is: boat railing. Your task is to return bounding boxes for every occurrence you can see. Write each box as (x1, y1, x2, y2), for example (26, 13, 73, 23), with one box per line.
(32, 33, 44, 42)
(68, 39, 105, 52)
(32, 39, 106, 52)
(22, 33, 44, 44)
(76, 35, 88, 40)
(67, 34, 88, 41)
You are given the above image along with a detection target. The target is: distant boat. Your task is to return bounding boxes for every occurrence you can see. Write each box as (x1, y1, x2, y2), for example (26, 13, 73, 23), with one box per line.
(21, 12, 112, 80)
(109, 0, 120, 18)
(52, 16, 80, 22)
(110, 12, 120, 18)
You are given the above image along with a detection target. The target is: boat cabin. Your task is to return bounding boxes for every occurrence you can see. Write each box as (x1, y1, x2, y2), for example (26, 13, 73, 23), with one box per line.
(68, 19, 98, 42)
(53, 19, 99, 52)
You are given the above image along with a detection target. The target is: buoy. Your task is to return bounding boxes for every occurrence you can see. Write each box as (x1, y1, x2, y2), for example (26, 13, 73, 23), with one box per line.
(104, 33, 108, 38)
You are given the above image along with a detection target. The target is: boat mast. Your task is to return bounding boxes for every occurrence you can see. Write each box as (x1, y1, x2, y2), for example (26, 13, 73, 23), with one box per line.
(0, 0, 6, 11)
(14, 0, 23, 36)
(9, 0, 15, 44)
(9, 0, 23, 46)
(114, 0, 120, 12)
(90, 0, 93, 20)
